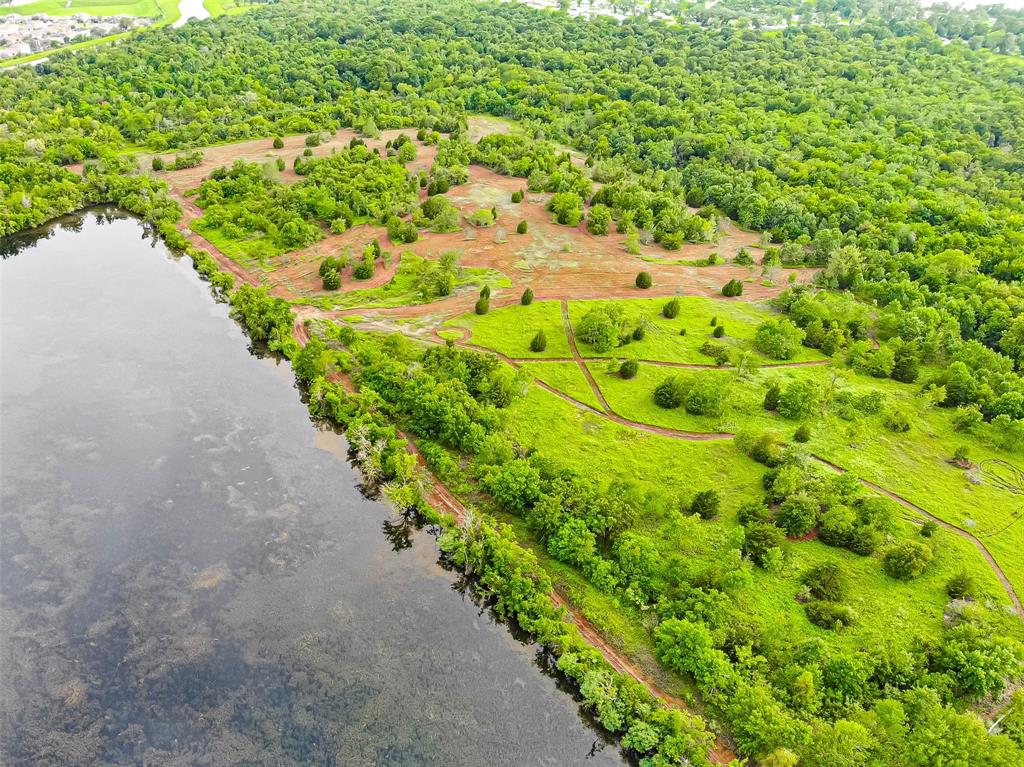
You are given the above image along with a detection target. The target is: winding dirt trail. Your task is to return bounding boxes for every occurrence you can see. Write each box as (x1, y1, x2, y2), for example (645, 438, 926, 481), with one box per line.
(561, 299, 613, 413)
(812, 456, 1023, 617)
(162, 134, 1020, 620)
(548, 298, 1024, 618)
(507, 355, 831, 370)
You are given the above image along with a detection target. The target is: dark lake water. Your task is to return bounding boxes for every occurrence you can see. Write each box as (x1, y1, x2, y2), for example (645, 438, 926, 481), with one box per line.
(0, 210, 627, 767)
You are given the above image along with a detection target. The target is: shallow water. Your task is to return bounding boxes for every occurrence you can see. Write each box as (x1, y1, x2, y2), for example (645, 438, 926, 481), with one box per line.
(173, 0, 211, 28)
(0, 210, 627, 766)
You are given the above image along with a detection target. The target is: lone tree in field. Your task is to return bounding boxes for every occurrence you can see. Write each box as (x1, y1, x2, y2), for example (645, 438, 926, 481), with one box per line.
(530, 329, 547, 353)
(663, 297, 680, 318)
(475, 296, 490, 315)
(636, 271, 653, 289)
(620, 359, 638, 379)
(521, 287, 534, 305)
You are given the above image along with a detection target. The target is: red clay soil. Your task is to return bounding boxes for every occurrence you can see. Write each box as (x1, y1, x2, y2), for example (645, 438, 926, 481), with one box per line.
(153, 130, 814, 319)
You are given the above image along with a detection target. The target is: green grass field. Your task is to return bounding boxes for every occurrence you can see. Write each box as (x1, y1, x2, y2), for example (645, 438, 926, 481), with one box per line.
(451, 293, 1024, 605)
(577, 360, 1024, 607)
(505, 375, 1024, 663)
(5, 0, 164, 16)
(520, 361, 603, 410)
(566, 296, 827, 364)
(446, 300, 572, 358)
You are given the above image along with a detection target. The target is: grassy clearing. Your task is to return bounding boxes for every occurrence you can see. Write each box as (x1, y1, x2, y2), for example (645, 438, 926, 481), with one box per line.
(504, 372, 1024, 664)
(5, 0, 163, 16)
(520, 361, 603, 410)
(566, 296, 827, 364)
(584, 355, 1024, 602)
(506, 383, 764, 507)
(446, 300, 571, 358)
(295, 254, 510, 312)
(743, 519, 1023, 652)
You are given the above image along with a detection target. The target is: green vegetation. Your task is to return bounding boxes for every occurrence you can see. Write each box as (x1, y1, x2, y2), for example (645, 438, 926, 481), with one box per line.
(447, 301, 570, 359)
(5, 0, 1024, 762)
(560, 297, 826, 364)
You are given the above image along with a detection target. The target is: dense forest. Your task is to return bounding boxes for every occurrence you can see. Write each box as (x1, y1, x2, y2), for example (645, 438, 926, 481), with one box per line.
(4, 1, 1024, 764)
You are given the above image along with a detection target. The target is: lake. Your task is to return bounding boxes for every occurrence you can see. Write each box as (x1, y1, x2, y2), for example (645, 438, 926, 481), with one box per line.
(0, 209, 627, 767)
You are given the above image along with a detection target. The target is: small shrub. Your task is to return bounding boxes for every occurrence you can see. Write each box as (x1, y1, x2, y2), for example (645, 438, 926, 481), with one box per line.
(734, 248, 754, 266)
(273, 136, 284, 149)
(275, 157, 286, 172)
(663, 298, 680, 319)
(699, 341, 730, 366)
(511, 189, 524, 202)
(635, 271, 653, 289)
(321, 268, 340, 291)
(794, 424, 811, 443)
(953, 445, 970, 465)
(480, 285, 491, 299)
(691, 489, 720, 520)
(713, 324, 725, 338)
(679, 328, 687, 337)
(777, 493, 819, 537)
(632, 325, 645, 341)
(530, 329, 547, 353)
(475, 297, 490, 315)
(151, 156, 164, 171)
(620, 359, 638, 379)
(303, 148, 313, 157)
(654, 376, 686, 409)
(304, 133, 321, 147)
(883, 540, 933, 580)
(883, 405, 911, 433)
(803, 562, 847, 601)
(946, 571, 976, 599)
(952, 405, 983, 433)
(805, 601, 856, 630)
(738, 500, 772, 525)
(722, 278, 744, 297)
(470, 209, 496, 227)
(521, 287, 534, 305)
(920, 520, 938, 538)
(352, 258, 374, 280)
(516, 220, 528, 234)
(742, 522, 787, 568)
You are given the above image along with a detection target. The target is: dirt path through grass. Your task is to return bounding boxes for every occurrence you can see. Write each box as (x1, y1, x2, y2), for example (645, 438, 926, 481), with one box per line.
(549, 298, 1024, 618)
(812, 456, 1024, 617)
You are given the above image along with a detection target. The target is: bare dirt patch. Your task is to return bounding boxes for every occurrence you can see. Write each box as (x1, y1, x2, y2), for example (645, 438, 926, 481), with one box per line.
(156, 132, 814, 320)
